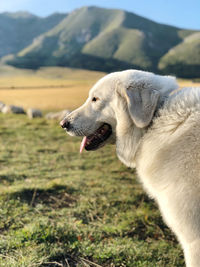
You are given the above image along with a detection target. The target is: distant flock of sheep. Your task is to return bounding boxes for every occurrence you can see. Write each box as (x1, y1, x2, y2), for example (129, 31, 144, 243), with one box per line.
(0, 101, 70, 120)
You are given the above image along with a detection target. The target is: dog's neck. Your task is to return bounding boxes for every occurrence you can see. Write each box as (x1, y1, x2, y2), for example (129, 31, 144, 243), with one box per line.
(116, 93, 169, 168)
(116, 126, 145, 168)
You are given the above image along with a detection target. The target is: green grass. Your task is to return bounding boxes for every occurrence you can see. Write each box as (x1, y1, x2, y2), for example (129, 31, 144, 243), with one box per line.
(0, 113, 184, 266)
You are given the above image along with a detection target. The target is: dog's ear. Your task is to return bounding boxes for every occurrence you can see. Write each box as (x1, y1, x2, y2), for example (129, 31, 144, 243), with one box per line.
(125, 84, 160, 128)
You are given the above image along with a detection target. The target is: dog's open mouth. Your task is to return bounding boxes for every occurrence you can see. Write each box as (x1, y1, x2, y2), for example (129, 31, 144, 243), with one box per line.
(80, 123, 112, 153)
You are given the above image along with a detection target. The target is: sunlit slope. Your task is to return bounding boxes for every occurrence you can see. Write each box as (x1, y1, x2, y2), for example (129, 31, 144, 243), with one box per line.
(159, 33, 200, 78)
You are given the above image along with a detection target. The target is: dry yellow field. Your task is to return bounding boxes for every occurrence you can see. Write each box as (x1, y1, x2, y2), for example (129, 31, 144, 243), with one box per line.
(178, 79, 200, 88)
(0, 65, 105, 110)
(0, 65, 200, 111)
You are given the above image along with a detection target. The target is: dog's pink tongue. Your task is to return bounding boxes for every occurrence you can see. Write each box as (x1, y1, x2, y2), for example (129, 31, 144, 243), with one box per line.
(80, 136, 87, 153)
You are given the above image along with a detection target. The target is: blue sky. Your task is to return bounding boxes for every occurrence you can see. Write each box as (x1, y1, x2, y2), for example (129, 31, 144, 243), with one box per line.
(0, 0, 200, 30)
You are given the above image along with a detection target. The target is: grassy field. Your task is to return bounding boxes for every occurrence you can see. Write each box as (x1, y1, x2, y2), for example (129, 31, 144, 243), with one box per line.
(0, 113, 184, 267)
(0, 65, 200, 111)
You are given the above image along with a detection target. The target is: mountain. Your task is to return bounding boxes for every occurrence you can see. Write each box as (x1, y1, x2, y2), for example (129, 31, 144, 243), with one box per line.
(159, 32, 200, 78)
(1, 7, 199, 77)
(0, 11, 66, 57)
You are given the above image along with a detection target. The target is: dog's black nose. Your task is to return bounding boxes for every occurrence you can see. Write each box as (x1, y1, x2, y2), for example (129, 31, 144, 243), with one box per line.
(60, 119, 71, 130)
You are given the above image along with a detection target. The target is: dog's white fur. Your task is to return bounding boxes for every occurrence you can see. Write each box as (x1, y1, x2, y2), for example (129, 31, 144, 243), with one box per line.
(62, 69, 200, 267)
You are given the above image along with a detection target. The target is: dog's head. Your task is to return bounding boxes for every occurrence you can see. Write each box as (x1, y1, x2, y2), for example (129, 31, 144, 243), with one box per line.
(60, 70, 177, 153)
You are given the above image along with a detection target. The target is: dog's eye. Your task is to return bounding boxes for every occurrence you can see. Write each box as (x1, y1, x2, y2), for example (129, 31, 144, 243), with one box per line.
(92, 97, 99, 102)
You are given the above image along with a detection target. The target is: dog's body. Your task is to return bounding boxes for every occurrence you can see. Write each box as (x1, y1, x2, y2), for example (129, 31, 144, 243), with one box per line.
(61, 70, 200, 266)
(136, 88, 200, 267)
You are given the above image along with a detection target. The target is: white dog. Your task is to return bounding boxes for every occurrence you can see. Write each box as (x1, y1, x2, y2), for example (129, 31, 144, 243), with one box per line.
(60, 69, 200, 267)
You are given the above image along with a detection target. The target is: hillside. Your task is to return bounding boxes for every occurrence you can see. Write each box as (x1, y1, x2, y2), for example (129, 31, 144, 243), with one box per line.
(0, 11, 66, 57)
(159, 32, 200, 78)
(1, 6, 199, 77)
